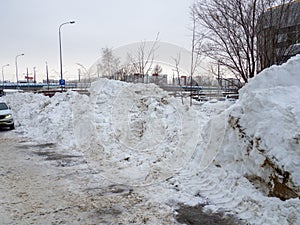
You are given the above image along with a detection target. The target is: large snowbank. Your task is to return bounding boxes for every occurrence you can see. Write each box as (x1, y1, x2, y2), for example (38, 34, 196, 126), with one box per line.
(3, 91, 90, 149)
(225, 55, 300, 191)
(3, 80, 202, 186)
(85, 79, 201, 185)
(167, 55, 300, 225)
(2, 55, 300, 225)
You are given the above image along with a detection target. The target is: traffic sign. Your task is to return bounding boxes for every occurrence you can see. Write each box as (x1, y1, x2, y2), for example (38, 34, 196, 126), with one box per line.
(59, 79, 65, 86)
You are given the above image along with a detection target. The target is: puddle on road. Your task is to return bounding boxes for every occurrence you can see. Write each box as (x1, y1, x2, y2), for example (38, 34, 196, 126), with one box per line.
(175, 204, 244, 225)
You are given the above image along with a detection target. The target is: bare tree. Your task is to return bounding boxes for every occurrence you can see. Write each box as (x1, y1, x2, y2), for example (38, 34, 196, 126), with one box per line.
(192, 0, 261, 84)
(99, 47, 120, 79)
(172, 52, 182, 86)
(76, 63, 91, 84)
(190, 8, 205, 80)
(192, 0, 297, 84)
(172, 52, 185, 104)
(127, 33, 160, 77)
(190, 8, 205, 106)
(152, 64, 163, 75)
(117, 62, 134, 81)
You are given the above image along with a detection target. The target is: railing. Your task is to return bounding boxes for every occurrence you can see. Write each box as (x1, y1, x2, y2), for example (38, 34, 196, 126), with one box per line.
(0, 82, 90, 91)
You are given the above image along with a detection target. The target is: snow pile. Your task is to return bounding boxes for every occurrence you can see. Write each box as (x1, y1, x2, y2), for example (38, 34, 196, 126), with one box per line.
(2, 54, 300, 225)
(86, 79, 201, 185)
(224, 55, 300, 193)
(168, 55, 300, 225)
(3, 80, 201, 186)
(3, 91, 91, 148)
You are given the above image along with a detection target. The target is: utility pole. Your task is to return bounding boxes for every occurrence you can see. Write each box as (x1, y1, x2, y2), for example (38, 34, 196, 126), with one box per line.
(26, 67, 29, 90)
(46, 62, 49, 90)
(33, 67, 36, 83)
(217, 62, 220, 98)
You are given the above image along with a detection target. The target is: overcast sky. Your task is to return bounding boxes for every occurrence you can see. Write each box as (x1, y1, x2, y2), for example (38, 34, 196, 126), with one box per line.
(0, 0, 195, 82)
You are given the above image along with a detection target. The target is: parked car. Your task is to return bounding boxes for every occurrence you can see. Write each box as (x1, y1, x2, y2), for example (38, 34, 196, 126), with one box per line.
(0, 102, 14, 130)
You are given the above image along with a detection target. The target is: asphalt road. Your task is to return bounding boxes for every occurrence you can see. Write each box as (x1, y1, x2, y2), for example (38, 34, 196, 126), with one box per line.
(0, 131, 176, 224)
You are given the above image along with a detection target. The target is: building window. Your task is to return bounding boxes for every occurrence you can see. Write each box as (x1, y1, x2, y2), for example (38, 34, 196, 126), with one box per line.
(276, 33, 288, 43)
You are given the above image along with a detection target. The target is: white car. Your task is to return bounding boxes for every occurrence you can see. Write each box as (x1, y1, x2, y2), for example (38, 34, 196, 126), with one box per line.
(0, 102, 14, 130)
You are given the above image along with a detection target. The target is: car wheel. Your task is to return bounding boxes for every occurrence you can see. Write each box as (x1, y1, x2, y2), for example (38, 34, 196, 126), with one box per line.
(10, 124, 15, 130)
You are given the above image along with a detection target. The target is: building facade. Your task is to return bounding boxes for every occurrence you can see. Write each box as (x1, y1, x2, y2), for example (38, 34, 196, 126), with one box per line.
(257, 0, 300, 71)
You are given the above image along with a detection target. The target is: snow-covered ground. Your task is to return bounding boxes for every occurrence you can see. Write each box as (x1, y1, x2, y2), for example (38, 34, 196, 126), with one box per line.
(2, 55, 300, 224)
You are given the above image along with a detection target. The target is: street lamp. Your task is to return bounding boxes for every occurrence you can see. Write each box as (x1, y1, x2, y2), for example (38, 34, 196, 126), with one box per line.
(58, 20, 75, 90)
(2, 64, 9, 90)
(15, 53, 24, 89)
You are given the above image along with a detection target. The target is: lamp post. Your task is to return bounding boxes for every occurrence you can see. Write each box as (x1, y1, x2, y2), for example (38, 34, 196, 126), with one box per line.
(59, 20, 75, 90)
(2, 64, 9, 90)
(15, 53, 24, 89)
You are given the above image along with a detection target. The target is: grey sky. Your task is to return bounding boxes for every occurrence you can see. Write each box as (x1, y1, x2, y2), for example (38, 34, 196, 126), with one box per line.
(0, 0, 195, 82)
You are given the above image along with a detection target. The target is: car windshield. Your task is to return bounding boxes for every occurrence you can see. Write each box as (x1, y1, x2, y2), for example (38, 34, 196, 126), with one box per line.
(0, 103, 9, 110)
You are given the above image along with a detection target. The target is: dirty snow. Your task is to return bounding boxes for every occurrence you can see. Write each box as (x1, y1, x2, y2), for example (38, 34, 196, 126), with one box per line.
(2, 55, 300, 224)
